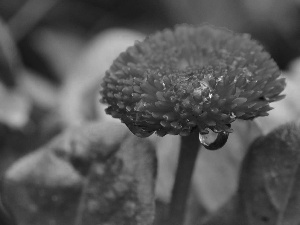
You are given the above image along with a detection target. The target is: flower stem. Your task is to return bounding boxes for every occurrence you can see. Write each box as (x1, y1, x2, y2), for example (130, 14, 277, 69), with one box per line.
(167, 129, 201, 225)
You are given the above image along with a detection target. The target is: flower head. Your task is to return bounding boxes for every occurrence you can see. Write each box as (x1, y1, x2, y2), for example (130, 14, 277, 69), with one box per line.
(100, 25, 286, 138)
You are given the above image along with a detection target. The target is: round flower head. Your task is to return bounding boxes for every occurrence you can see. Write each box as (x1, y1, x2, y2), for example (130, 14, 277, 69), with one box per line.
(100, 25, 286, 138)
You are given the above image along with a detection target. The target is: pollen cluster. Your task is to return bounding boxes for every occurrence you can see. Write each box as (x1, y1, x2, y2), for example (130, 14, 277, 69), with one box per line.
(100, 25, 285, 137)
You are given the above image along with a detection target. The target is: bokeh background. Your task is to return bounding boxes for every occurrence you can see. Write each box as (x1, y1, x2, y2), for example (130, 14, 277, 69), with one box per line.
(0, 1, 300, 225)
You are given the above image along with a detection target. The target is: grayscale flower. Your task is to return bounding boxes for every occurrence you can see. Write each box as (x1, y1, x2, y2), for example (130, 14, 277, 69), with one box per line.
(100, 25, 286, 138)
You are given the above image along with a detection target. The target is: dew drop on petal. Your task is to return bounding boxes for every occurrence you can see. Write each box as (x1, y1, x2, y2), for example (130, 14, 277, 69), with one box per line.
(199, 129, 229, 150)
(126, 123, 154, 137)
(199, 129, 218, 146)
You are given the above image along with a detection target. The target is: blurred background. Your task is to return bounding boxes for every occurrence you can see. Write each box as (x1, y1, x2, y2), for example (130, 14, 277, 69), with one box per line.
(1, 0, 300, 168)
(0, 0, 300, 224)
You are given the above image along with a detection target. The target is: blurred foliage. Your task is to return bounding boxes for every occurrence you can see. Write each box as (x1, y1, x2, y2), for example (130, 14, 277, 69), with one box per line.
(0, 0, 299, 224)
(201, 122, 300, 225)
(3, 122, 157, 225)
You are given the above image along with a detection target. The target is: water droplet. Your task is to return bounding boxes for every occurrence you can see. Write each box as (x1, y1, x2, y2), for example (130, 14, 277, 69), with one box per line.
(199, 129, 229, 150)
(134, 101, 146, 111)
(193, 81, 210, 99)
(126, 123, 154, 137)
(230, 112, 236, 119)
(216, 76, 224, 82)
(199, 130, 218, 146)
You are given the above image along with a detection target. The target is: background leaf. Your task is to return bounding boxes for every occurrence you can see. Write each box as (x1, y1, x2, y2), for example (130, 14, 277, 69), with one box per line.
(201, 122, 300, 225)
(3, 121, 157, 225)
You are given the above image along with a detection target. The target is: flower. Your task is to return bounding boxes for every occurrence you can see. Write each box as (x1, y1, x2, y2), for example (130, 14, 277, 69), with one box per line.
(100, 25, 286, 138)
